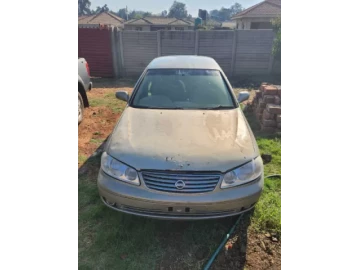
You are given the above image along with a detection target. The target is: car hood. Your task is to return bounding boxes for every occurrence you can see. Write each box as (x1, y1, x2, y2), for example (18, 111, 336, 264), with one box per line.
(107, 107, 258, 172)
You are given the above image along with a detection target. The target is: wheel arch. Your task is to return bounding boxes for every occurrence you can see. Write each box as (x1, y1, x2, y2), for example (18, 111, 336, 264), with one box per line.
(78, 81, 89, 107)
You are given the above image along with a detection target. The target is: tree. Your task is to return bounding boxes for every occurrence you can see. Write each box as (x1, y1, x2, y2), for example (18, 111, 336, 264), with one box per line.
(230, 3, 243, 16)
(126, 10, 152, 20)
(117, 8, 127, 20)
(209, 3, 243, 22)
(92, 4, 109, 14)
(271, 17, 281, 60)
(78, 0, 91, 16)
(160, 10, 168, 17)
(168, 1, 188, 18)
(143, 12, 152, 17)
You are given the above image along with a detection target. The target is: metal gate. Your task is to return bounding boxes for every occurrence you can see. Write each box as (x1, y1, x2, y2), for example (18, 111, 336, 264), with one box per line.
(78, 28, 113, 77)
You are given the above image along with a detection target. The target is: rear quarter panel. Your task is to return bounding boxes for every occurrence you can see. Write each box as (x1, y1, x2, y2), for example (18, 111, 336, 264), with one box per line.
(78, 58, 91, 90)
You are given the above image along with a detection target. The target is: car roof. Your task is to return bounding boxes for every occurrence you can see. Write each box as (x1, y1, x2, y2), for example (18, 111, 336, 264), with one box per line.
(146, 55, 222, 70)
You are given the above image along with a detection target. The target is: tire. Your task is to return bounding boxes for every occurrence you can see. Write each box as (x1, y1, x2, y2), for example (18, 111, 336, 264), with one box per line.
(78, 92, 84, 124)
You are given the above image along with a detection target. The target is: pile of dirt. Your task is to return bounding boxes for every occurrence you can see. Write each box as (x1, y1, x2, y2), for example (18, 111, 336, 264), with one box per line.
(78, 106, 120, 160)
(212, 229, 281, 270)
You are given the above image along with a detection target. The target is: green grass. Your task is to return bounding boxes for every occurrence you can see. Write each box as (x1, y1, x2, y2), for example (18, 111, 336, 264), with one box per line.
(79, 164, 235, 269)
(252, 137, 281, 234)
(243, 109, 281, 234)
(78, 154, 88, 164)
(89, 92, 126, 113)
(79, 89, 281, 269)
(90, 138, 104, 145)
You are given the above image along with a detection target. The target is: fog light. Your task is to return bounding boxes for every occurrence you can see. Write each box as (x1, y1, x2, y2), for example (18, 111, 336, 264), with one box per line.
(103, 197, 116, 206)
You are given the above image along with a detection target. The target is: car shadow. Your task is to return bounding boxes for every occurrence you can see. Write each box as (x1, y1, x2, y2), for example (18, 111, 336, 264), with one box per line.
(230, 74, 281, 90)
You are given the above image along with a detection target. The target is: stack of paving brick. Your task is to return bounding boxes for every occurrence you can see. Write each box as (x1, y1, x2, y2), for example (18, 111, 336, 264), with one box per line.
(253, 83, 281, 133)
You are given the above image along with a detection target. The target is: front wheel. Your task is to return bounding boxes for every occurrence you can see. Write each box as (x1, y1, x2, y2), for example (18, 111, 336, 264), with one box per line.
(78, 92, 84, 124)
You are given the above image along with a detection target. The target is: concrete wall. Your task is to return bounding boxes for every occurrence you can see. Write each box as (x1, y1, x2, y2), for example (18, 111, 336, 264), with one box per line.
(198, 31, 234, 75)
(121, 31, 158, 76)
(110, 29, 276, 78)
(161, 31, 196, 55)
(234, 30, 274, 74)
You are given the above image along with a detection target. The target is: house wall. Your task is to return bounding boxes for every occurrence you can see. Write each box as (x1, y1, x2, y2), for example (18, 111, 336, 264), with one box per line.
(124, 25, 151, 31)
(169, 26, 193, 30)
(236, 17, 276, 29)
(124, 25, 193, 31)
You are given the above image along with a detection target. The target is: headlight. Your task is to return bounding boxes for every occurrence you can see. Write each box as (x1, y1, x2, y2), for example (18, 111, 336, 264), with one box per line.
(221, 156, 263, 189)
(101, 152, 140, 186)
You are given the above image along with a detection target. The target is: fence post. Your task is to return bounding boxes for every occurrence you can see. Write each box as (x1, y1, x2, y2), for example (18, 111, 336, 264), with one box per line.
(110, 27, 119, 78)
(157, 31, 161, 56)
(195, 30, 199, 55)
(119, 30, 125, 77)
(231, 30, 238, 77)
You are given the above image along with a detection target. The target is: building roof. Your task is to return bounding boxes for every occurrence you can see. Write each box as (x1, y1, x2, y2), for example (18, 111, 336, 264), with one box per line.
(78, 12, 124, 27)
(125, 17, 194, 26)
(147, 56, 221, 70)
(231, 0, 281, 19)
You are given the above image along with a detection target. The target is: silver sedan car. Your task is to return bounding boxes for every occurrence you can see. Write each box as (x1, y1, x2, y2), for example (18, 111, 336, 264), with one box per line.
(97, 56, 264, 220)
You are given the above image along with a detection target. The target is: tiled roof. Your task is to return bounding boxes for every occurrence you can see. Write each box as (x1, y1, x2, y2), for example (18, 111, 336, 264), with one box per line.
(267, 0, 281, 5)
(231, 0, 281, 19)
(78, 12, 124, 27)
(125, 17, 194, 26)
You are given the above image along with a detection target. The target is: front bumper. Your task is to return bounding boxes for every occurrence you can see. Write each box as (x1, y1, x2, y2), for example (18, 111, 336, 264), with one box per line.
(97, 169, 263, 220)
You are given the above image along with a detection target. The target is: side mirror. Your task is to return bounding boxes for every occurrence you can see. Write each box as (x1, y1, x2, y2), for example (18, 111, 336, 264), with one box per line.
(115, 91, 129, 102)
(237, 91, 250, 103)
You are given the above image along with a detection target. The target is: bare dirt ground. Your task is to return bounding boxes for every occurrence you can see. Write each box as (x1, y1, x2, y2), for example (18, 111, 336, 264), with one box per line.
(78, 78, 280, 269)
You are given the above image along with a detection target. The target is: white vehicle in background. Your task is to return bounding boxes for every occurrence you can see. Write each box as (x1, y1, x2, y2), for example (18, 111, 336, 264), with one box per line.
(78, 58, 92, 124)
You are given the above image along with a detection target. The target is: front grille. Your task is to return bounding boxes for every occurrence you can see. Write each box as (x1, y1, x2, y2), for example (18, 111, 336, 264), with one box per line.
(141, 171, 221, 193)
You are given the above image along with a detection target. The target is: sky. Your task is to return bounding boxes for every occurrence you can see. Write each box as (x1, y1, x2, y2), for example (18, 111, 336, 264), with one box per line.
(89, 0, 262, 17)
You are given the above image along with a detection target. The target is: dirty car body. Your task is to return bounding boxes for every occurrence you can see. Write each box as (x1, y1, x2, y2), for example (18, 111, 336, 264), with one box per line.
(97, 56, 264, 220)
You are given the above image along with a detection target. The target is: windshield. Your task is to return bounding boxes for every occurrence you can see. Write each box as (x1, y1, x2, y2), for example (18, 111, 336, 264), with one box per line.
(131, 69, 236, 109)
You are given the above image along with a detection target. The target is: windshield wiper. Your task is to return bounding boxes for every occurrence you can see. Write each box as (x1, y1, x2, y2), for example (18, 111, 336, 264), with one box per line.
(201, 105, 234, 110)
(133, 105, 184, 110)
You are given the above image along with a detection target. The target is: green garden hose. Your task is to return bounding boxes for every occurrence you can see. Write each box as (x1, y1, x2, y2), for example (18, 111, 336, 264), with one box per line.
(203, 213, 244, 270)
(202, 174, 281, 270)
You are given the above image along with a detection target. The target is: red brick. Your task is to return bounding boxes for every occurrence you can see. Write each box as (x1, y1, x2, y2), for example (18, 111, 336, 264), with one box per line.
(260, 82, 269, 91)
(276, 114, 281, 122)
(255, 90, 262, 98)
(263, 109, 275, 120)
(256, 113, 262, 120)
(266, 104, 281, 114)
(258, 98, 266, 108)
(263, 95, 275, 103)
(256, 107, 264, 114)
(274, 95, 281, 105)
(262, 119, 277, 127)
(263, 85, 278, 95)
